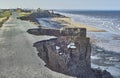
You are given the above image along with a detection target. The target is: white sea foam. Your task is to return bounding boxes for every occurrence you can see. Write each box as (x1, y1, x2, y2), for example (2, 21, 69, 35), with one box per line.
(118, 28, 120, 30)
(91, 63, 120, 78)
(56, 11, 120, 35)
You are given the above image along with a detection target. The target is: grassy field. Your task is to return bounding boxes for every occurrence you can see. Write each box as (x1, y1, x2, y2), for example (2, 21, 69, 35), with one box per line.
(0, 11, 11, 18)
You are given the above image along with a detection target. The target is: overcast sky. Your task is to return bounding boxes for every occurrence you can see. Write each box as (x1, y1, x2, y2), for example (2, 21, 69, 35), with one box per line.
(0, 0, 120, 10)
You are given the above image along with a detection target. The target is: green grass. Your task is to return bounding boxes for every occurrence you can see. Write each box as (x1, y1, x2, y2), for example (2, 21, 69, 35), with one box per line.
(0, 11, 11, 18)
(0, 11, 11, 27)
(19, 12, 32, 17)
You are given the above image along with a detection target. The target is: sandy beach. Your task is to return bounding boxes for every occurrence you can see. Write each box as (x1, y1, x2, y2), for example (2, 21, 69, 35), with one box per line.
(51, 17, 106, 32)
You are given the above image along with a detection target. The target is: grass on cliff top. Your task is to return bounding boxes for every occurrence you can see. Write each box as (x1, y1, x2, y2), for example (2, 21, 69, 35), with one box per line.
(18, 12, 32, 17)
(0, 11, 11, 18)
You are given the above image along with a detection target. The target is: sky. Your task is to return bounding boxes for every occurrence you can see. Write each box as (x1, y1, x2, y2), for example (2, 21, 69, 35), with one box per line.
(0, 0, 120, 10)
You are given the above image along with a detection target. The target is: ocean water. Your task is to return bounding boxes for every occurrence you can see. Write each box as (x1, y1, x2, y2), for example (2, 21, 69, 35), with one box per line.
(37, 10, 120, 53)
(56, 10, 120, 78)
(57, 10, 120, 35)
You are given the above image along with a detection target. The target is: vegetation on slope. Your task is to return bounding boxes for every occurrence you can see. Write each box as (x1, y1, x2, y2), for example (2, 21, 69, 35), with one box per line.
(18, 12, 32, 17)
(16, 9, 32, 17)
(0, 10, 11, 27)
(0, 10, 11, 18)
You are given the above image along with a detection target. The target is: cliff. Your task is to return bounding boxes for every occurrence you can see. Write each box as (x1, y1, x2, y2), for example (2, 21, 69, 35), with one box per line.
(29, 28, 113, 78)
(17, 10, 66, 25)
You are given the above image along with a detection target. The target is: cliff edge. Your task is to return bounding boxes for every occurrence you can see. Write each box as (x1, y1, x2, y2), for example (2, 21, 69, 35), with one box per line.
(31, 28, 113, 78)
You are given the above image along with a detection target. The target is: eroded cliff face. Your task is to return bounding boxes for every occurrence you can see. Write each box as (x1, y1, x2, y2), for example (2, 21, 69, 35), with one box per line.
(17, 10, 66, 25)
(32, 28, 113, 78)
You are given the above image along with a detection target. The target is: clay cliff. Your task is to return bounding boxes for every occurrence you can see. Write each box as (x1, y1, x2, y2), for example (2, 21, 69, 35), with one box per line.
(29, 28, 113, 78)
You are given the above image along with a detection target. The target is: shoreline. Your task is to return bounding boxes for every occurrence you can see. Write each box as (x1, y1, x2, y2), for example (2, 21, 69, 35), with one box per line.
(37, 16, 120, 53)
(50, 17, 106, 32)
(18, 10, 106, 33)
(18, 10, 120, 55)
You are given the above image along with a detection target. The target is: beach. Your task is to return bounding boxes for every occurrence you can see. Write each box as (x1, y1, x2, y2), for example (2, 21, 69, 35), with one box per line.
(37, 13, 120, 78)
(51, 17, 106, 32)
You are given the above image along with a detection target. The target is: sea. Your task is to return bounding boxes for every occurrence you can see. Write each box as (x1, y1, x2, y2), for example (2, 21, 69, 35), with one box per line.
(56, 10, 120, 35)
(54, 10, 120, 78)
(54, 10, 120, 52)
